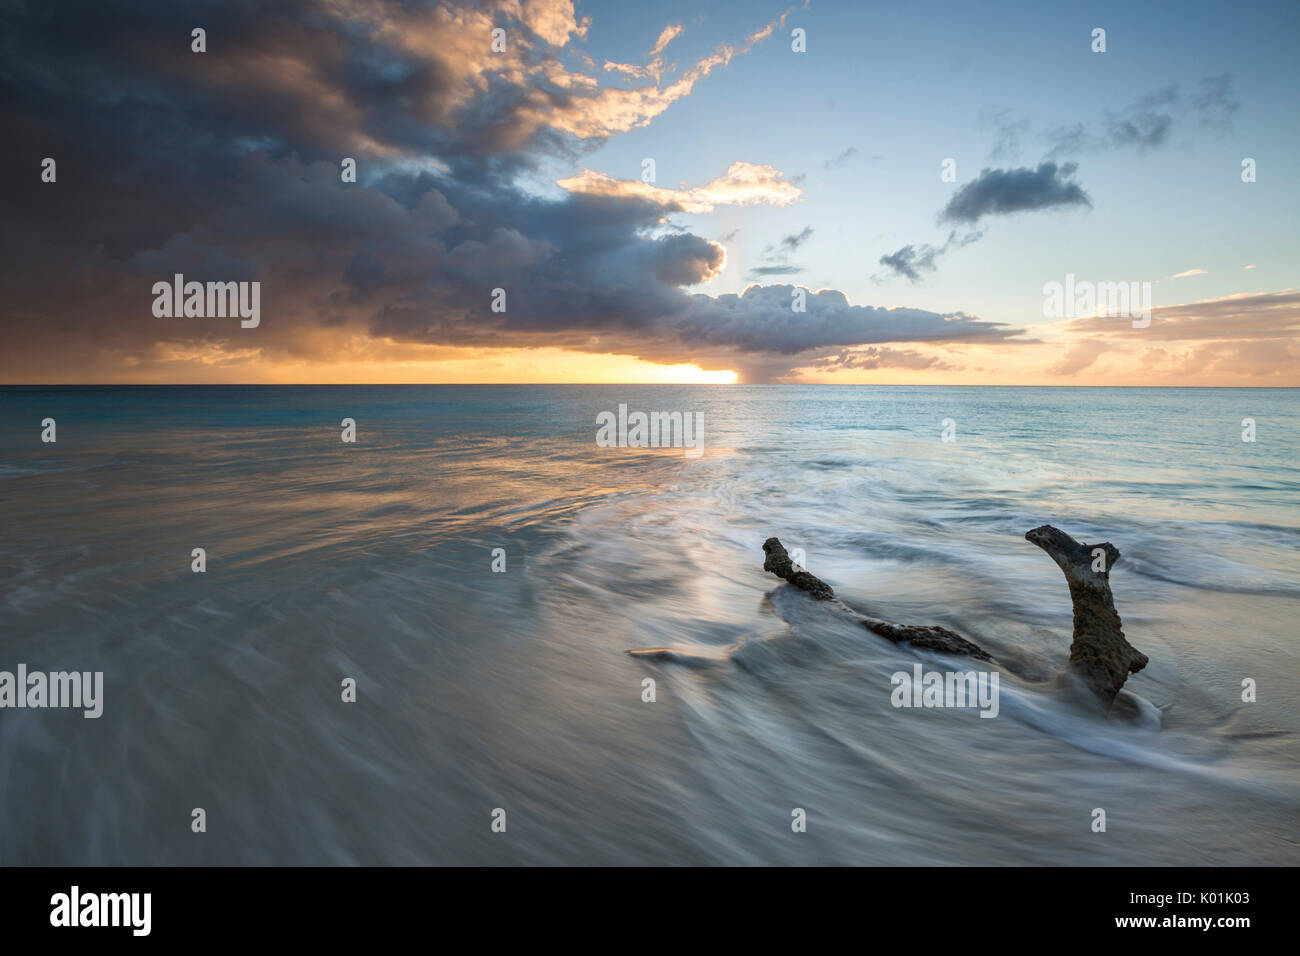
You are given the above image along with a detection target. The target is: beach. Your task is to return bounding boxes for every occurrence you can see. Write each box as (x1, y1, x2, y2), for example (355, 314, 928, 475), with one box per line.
(1, 384, 1297, 864)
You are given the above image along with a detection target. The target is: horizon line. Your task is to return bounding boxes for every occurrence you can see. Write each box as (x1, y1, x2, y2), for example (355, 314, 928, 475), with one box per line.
(2, 382, 1296, 389)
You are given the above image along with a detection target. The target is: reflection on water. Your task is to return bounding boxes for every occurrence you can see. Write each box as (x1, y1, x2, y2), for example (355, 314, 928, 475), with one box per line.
(1, 385, 1298, 864)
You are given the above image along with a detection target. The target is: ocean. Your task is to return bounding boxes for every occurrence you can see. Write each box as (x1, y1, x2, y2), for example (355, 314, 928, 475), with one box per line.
(1, 385, 1297, 865)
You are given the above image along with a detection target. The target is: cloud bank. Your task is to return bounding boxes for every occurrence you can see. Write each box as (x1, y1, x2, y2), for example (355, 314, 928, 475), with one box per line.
(940, 162, 1092, 225)
(0, 0, 1030, 383)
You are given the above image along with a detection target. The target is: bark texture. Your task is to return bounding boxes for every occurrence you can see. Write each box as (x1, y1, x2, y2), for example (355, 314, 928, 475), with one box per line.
(762, 536, 994, 662)
(1024, 525, 1148, 706)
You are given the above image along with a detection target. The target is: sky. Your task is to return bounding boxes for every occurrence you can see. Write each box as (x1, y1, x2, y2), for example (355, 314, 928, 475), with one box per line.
(1, 0, 1297, 384)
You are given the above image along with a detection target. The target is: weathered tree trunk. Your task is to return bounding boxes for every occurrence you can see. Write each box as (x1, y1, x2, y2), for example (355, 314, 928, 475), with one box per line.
(1024, 525, 1148, 706)
(762, 528, 1150, 708)
(762, 537, 994, 661)
(761, 536, 835, 600)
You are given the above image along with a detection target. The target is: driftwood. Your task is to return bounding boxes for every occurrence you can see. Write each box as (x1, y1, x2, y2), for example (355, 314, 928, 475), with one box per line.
(1024, 525, 1148, 706)
(762, 526, 1149, 708)
(762, 537, 994, 662)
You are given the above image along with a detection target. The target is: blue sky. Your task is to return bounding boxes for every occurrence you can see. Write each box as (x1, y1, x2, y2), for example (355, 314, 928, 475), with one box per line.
(1, 0, 1296, 383)
(571, 0, 1298, 320)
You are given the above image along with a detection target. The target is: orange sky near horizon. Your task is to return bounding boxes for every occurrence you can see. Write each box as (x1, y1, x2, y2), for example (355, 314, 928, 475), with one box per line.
(18, 335, 1296, 386)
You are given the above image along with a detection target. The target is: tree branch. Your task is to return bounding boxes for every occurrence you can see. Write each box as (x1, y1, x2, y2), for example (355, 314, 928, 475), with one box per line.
(762, 537, 994, 662)
(1025, 525, 1148, 706)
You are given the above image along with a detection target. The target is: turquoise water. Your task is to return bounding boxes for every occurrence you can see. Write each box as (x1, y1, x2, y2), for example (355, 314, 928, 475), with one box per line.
(1, 385, 1297, 864)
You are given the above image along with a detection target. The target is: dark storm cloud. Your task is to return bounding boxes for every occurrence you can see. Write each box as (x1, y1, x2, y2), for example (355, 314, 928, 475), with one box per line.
(746, 226, 814, 279)
(1041, 90, 1176, 157)
(876, 230, 983, 283)
(878, 244, 944, 282)
(777, 226, 814, 252)
(1039, 76, 1239, 158)
(0, 0, 1029, 383)
(1103, 85, 1178, 150)
(809, 347, 959, 372)
(877, 160, 1084, 281)
(940, 162, 1091, 225)
(668, 286, 1018, 354)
